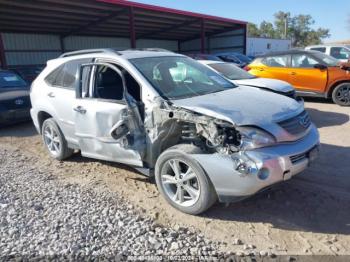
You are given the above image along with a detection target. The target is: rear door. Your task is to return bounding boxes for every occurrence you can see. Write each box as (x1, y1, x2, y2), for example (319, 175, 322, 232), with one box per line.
(289, 53, 327, 93)
(258, 55, 292, 83)
(44, 59, 91, 144)
(73, 62, 144, 166)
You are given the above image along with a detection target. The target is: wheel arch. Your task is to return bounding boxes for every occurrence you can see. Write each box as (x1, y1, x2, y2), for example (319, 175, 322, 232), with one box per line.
(37, 111, 54, 134)
(327, 80, 350, 98)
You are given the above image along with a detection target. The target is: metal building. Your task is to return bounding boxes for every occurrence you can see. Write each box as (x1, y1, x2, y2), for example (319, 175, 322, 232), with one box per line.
(0, 0, 247, 68)
(247, 37, 292, 57)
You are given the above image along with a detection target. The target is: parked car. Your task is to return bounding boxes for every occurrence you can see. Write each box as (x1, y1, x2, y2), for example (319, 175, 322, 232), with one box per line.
(198, 60, 301, 101)
(247, 50, 350, 106)
(305, 44, 350, 62)
(0, 70, 31, 125)
(186, 53, 222, 61)
(30, 49, 319, 215)
(10, 65, 44, 84)
(214, 52, 252, 68)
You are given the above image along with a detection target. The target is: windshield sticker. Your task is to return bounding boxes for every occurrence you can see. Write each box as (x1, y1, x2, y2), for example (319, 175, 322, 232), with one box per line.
(3, 76, 19, 82)
(209, 75, 229, 85)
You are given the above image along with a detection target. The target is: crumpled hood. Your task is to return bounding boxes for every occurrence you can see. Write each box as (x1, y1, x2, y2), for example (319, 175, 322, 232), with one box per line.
(171, 86, 303, 127)
(233, 78, 294, 93)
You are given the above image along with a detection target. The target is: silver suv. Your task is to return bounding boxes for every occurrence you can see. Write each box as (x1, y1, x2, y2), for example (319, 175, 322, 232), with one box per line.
(30, 49, 320, 215)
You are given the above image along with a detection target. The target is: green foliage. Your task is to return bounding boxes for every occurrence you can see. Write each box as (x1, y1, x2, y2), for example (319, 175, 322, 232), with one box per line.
(247, 11, 330, 47)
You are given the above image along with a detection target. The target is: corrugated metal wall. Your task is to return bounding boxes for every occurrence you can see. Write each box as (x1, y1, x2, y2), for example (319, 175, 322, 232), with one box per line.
(1, 31, 246, 66)
(2, 33, 61, 66)
(1, 33, 179, 66)
(180, 28, 246, 54)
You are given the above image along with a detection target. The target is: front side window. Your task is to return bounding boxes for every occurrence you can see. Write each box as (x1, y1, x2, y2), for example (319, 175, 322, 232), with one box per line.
(291, 54, 319, 68)
(0, 71, 27, 88)
(130, 56, 235, 100)
(312, 52, 339, 66)
(262, 55, 289, 67)
(93, 65, 124, 101)
(330, 47, 350, 60)
(208, 63, 255, 80)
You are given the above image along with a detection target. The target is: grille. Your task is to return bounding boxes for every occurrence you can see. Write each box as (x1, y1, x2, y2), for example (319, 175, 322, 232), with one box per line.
(278, 110, 311, 135)
(290, 152, 307, 164)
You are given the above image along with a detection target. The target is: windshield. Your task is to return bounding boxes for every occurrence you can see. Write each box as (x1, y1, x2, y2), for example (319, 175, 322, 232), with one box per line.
(208, 63, 256, 80)
(234, 54, 252, 63)
(130, 56, 236, 99)
(312, 52, 339, 66)
(0, 71, 27, 88)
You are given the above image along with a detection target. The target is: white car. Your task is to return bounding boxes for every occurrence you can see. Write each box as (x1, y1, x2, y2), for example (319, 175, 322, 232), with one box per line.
(305, 44, 350, 63)
(30, 49, 319, 215)
(198, 60, 301, 102)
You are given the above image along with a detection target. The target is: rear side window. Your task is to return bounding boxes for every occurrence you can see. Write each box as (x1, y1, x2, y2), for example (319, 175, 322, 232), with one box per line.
(310, 47, 326, 53)
(262, 55, 289, 67)
(45, 59, 91, 89)
(0, 71, 27, 88)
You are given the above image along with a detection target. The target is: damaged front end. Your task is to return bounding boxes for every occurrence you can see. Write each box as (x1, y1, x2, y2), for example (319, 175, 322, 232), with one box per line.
(141, 99, 319, 203)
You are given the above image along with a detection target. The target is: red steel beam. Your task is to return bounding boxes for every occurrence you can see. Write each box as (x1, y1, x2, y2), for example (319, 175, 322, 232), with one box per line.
(0, 33, 7, 69)
(129, 6, 136, 48)
(98, 0, 247, 25)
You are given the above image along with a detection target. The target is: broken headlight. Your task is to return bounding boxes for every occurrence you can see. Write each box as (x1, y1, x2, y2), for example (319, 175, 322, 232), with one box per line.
(236, 126, 276, 150)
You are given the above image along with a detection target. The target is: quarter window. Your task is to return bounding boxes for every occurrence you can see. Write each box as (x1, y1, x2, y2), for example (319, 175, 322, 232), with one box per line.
(291, 54, 318, 68)
(262, 55, 289, 67)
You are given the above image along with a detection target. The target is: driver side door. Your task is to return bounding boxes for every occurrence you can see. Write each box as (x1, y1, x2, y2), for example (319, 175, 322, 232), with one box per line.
(73, 62, 144, 167)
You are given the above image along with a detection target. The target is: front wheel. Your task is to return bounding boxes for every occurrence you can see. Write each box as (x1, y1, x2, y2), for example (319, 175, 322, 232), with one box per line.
(42, 118, 74, 160)
(155, 145, 217, 215)
(332, 83, 350, 106)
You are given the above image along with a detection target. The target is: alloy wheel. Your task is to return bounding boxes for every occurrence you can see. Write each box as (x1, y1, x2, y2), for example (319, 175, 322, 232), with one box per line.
(335, 84, 350, 105)
(161, 159, 200, 207)
(43, 125, 61, 156)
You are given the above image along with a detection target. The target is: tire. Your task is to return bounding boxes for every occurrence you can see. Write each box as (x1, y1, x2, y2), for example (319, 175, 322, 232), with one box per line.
(332, 82, 350, 106)
(155, 144, 217, 215)
(41, 118, 74, 160)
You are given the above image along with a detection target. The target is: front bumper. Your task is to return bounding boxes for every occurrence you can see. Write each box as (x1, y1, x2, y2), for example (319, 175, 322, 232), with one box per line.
(191, 124, 320, 203)
(0, 108, 31, 125)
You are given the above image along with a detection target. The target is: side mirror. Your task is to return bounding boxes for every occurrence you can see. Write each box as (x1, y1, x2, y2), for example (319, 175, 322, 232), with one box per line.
(314, 64, 327, 70)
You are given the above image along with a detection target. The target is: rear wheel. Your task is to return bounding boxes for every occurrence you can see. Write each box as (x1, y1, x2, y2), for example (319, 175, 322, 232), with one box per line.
(42, 118, 73, 160)
(332, 83, 350, 106)
(155, 145, 217, 215)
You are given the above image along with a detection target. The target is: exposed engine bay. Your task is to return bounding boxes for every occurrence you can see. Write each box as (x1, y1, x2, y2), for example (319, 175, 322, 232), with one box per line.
(143, 101, 242, 167)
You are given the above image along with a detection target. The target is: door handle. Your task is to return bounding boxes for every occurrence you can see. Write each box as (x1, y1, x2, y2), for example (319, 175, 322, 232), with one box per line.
(290, 72, 297, 75)
(73, 106, 86, 114)
(259, 68, 265, 71)
(47, 92, 55, 98)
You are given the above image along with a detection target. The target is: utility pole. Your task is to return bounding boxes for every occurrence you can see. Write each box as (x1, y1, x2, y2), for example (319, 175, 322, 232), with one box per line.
(284, 14, 288, 38)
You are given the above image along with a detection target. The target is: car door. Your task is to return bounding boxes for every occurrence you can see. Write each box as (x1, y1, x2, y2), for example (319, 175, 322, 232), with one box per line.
(259, 55, 292, 83)
(289, 53, 327, 93)
(73, 62, 144, 167)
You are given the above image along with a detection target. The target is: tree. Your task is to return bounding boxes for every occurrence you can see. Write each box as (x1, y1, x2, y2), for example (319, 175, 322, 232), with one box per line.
(246, 11, 330, 47)
(247, 23, 260, 37)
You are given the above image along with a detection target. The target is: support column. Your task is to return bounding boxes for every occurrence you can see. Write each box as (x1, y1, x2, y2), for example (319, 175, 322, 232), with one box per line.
(0, 33, 7, 69)
(59, 36, 65, 54)
(243, 25, 247, 55)
(200, 18, 206, 54)
(129, 6, 136, 49)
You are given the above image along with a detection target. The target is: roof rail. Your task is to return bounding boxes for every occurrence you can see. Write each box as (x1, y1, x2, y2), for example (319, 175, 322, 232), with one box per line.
(123, 48, 173, 53)
(60, 48, 119, 58)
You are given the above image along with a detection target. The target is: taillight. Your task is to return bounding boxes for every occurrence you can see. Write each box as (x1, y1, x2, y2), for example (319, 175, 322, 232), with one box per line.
(243, 65, 251, 71)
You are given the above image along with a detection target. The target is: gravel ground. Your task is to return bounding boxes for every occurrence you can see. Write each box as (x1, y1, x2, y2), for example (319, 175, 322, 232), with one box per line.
(0, 148, 232, 260)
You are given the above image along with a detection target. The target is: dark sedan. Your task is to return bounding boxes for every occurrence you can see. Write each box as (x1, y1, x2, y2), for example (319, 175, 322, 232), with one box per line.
(0, 70, 31, 126)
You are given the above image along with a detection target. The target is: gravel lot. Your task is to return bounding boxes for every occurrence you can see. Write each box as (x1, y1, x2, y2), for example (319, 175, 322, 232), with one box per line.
(0, 99, 349, 259)
(0, 147, 230, 260)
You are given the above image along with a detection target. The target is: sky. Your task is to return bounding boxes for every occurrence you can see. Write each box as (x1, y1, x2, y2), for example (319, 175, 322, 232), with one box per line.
(131, 0, 350, 42)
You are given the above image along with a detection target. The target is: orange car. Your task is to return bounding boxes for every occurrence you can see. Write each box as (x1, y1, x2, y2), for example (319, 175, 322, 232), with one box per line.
(247, 50, 350, 106)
